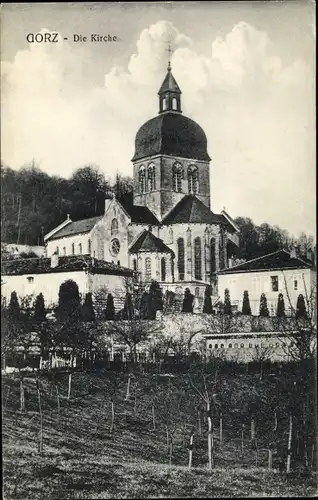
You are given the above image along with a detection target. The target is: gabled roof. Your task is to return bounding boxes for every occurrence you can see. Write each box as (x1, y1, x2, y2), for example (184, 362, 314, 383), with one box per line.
(158, 69, 181, 95)
(129, 230, 174, 255)
(46, 216, 103, 241)
(119, 200, 160, 225)
(218, 249, 315, 275)
(162, 195, 227, 226)
(2, 254, 134, 277)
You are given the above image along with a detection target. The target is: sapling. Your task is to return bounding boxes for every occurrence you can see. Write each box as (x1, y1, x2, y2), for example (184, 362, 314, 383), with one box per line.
(286, 415, 293, 474)
(188, 429, 194, 470)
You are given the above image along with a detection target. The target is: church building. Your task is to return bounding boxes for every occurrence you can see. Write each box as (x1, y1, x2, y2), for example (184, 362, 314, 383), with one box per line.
(44, 62, 240, 306)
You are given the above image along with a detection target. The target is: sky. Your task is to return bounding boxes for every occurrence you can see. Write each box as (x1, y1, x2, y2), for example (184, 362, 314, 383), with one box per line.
(1, 1, 316, 238)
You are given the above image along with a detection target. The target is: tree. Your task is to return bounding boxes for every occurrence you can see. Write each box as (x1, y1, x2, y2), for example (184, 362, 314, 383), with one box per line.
(33, 293, 46, 322)
(55, 280, 82, 322)
(9, 291, 21, 320)
(223, 288, 232, 316)
(276, 293, 286, 318)
(259, 293, 269, 317)
(123, 292, 134, 320)
(82, 292, 95, 322)
(105, 293, 115, 320)
(182, 288, 194, 313)
(139, 291, 150, 320)
(148, 280, 164, 319)
(242, 290, 251, 315)
(295, 294, 308, 320)
(203, 285, 213, 314)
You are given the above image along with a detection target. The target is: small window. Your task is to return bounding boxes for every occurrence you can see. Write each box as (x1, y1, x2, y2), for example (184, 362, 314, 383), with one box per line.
(78, 243, 82, 254)
(240, 343, 244, 348)
(56, 247, 59, 255)
(117, 260, 120, 266)
(209, 344, 212, 349)
(249, 343, 253, 348)
(145, 257, 151, 281)
(111, 218, 118, 236)
(220, 344, 224, 348)
(234, 343, 238, 348)
(271, 275, 279, 292)
(27, 276, 34, 284)
(294, 280, 298, 291)
(214, 344, 218, 349)
(228, 344, 232, 348)
(72, 243, 75, 255)
(63, 247, 66, 256)
(88, 239, 91, 254)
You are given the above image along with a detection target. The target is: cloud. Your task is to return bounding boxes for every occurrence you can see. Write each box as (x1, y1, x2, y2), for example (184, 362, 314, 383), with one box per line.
(1, 22, 315, 236)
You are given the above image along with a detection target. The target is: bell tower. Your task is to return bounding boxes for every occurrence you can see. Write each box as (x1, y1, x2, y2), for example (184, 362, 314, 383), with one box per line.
(158, 60, 182, 114)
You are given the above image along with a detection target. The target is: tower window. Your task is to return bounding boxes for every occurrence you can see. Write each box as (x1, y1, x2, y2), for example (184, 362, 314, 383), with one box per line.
(161, 257, 166, 282)
(172, 97, 177, 110)
(111, 218, 118, 236)
(194, 237, 202, 280)
(188, 166, 199, 194)
(147, 164, 156, 191)
(145, 257, 152, 281)
(173, 163, 183, 192)
(139, 166, 146, 194)
(177, 238, 185, 281)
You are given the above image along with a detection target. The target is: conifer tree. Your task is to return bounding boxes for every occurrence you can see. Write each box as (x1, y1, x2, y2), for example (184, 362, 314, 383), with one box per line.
(82, 292, 95, 322)
(148, 280, 164, 319)
(242, 290, 251, 315)
(295, 294, 307, 319)
(182, 288, 194, 313)
(34, 293, 46, 322)
(105, 293, 115, 320)
(223, 288, 232, 316)
(9, 291, 21, 320)
(56, 280, 82, 322)
(203, 285, 213, 314)
(276, 293, 286, 318)
(259, 293, 269, 317)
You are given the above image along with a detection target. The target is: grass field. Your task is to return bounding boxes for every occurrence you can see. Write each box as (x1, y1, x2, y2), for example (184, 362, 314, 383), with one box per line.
(2, 370, 317, 499)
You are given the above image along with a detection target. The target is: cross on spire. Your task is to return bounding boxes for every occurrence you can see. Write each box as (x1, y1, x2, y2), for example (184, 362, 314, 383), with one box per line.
(166, 40, 173, 71)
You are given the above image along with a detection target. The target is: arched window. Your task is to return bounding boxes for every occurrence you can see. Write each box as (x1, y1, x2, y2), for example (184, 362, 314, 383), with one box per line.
(177, 238, 185, 281)
(161, 258, 166, 282)
(78, 243, 82, 254)
(63, 247, 66, 256)
(133, 258, 137, 271)
(145, 257, 151, 281)
(111, 218, 118, 236)
(162, 97, 167, 111)
(210, 238, 216, 274)
(194, 237, 202, 280)
(147, 164, 155, 191)
(56, 247, 59, 255)
(173, 163, 183, 192)
(139, 166, 145, 194)
(195, 287, 200, 297)
(219, 233, 225, 270)
(228, 344, 232, 348)
(88, 239, 91, 254)
(71, 243, 75, 255)
(172, 97, 177, 110)
(188, 165, 199, 194)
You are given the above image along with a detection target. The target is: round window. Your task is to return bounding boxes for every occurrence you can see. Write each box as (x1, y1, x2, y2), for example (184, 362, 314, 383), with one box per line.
(110, 238, 120, 256)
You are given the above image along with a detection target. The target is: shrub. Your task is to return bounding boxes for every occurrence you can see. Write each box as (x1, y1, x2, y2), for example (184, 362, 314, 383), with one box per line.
(259, 293, 269, 317)
(242, 290, 251, 315)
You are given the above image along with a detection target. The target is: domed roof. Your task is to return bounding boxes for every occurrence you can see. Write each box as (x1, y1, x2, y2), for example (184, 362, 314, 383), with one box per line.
(132, 112, 211, 162)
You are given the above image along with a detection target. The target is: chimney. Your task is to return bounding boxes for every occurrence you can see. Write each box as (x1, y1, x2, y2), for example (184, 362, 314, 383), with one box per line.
(50, 253, 59, 269)
(290, 246, 297, 259)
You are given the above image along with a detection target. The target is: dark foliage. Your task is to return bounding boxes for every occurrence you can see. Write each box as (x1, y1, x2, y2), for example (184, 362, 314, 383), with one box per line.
(242, 290, 251, 315)
(224, 288, 232, 316)
(182, 288, 194, 313)
(295, 294, 308, 319)
(105, 293, 115, 320)
(148, 280, 164, 319)
(259, 293, 270, 317)
(82, 293, 95, 322)
(276, 293, 286, 318)
(33, 293, 46, 322)
(8, 291, 20, 320)
(55, 280, 82, 322)
(203, 285, 213, 314)
(123, 292, 134, 320)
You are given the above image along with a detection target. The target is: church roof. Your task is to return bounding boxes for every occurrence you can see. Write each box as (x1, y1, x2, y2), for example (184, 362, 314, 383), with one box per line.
(2, 254, 134, 277)
(119, 200, 160, 225)
(162, 195, 227, 226)
(129, 230, 174, 255)
(132, 112, 211, 162)
(158, 69, 181, 94)
(218, 250, 315, 275)
(47, 216, 102, 241)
